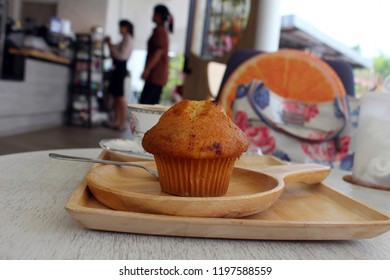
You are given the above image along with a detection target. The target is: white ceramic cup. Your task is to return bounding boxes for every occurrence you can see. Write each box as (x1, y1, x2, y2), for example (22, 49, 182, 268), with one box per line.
(128, 104, 169, 147)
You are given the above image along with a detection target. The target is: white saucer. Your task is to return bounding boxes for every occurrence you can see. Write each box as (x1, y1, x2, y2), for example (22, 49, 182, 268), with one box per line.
(99, 139, 153, 160)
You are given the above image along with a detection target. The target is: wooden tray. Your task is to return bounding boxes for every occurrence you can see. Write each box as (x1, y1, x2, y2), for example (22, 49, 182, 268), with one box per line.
(65, 152, 390, 240)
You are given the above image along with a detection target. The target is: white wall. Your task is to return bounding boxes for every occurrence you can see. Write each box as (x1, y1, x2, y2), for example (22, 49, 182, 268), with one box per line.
(9, 0, 57, 20)
(105, 0, 122, 43)
(57, 0, 108, 33)
(11, 0, 108, 33)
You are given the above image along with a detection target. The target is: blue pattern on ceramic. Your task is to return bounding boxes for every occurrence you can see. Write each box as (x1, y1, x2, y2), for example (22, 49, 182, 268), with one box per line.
(272, 150, 291, 162)
(339, 153, 354, 171)
(236, 84, 249, 99)
(250, 82, 270, 110)
(349, 106, 360, 128)
(333, 98, 345, 119)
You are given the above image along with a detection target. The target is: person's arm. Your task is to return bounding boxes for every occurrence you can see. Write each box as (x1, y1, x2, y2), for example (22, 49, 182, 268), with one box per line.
(109, 35, 133, 61)
(141, 48, 164, 80)
(105, 36, 114, 53)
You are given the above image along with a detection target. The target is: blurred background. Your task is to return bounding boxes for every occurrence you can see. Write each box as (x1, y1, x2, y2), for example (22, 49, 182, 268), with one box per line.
(0, 0, 388, 153)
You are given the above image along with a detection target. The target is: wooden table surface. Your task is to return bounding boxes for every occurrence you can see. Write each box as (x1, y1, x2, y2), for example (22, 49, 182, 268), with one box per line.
(1, 148, 390, 260)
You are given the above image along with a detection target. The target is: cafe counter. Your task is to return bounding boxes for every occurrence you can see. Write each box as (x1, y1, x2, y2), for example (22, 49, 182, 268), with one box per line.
(0, 50, 70, 136)
(8, 48, 71, 65)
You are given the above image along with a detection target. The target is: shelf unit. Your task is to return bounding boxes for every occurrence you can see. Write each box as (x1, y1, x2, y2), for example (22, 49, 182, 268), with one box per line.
(201, 0, 250, 59)
(67, 33, 107, 127)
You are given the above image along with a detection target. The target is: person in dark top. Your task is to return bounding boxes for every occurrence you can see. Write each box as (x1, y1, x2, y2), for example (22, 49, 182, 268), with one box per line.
(139, 4, 173, 105)
(105, 20, 134, 130)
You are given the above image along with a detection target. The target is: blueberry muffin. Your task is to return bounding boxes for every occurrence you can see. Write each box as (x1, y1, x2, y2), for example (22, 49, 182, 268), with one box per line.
(142, 100, 248, 197)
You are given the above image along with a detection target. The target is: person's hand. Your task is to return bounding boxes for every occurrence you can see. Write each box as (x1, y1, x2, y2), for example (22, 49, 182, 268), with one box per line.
(141, 68, 151, 80)
(104, 36, 112, 48)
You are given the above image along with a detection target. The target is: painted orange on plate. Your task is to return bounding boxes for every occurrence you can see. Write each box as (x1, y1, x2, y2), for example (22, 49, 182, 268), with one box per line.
(219, 49, 346, 117)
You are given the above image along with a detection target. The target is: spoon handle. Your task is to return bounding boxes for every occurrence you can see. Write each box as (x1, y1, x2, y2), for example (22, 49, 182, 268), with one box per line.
(50, 153, 124, 165)
(48, 153, 158, 177)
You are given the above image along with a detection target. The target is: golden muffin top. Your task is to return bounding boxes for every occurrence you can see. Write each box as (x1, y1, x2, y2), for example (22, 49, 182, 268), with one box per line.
(142, 100, 248, 159)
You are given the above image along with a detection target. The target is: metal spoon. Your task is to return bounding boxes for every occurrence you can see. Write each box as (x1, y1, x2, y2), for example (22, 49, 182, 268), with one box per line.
(48, 153, 159, 178)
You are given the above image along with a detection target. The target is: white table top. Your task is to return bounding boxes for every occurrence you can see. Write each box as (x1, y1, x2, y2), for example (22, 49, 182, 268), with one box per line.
(1, 148, 390, 260)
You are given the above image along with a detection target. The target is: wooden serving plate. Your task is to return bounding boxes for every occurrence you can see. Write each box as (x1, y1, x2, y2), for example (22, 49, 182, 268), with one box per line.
(65, 152, 390, 240)
(86, 160, 330, 218)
